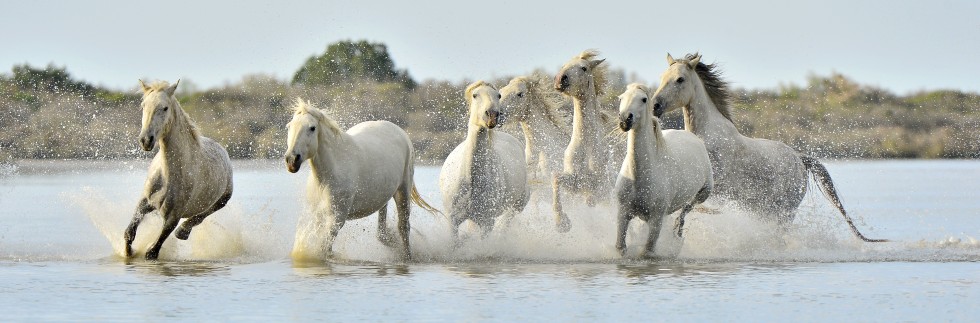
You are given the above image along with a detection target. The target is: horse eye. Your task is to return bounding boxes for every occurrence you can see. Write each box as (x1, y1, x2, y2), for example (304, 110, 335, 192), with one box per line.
(517, 92, 524, 98)
(309, 126, 316, 132)
(641, 98, 647, 103)
(497, 94, 502, 99)
(163, 106, 169, 111)
(677, 77, 685, 84)
(472, 94, 478, 99)
(580, 66, 587, 72)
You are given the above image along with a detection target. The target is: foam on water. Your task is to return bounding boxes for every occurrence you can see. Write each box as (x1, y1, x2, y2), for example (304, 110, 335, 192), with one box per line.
(290, 187, 980, 264)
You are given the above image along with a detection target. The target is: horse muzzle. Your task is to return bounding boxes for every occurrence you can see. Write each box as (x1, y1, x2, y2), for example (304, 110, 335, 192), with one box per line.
(619, 113, 634, 131)
(555, 74, 569, 92)
(139, 136, 155, 151)
(653, 101, 665, 118)
(285, 154, 302, 173)
(486, 110, 500, 129)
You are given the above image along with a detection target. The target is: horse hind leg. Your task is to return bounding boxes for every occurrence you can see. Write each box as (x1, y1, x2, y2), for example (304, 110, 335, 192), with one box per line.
(675, 184, 712, 238)
(376, 202, 398, 247)
(124, 198, 155, 257)
(175, 192, 232, 241)
(394, 187, 412, 260)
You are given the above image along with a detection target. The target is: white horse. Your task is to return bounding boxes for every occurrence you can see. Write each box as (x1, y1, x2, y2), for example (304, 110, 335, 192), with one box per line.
(551, 50, 611, 232)
(499, 74, 571, 181)
(125, 80, 234, 260)
(439, 81, 529, 242)
(651, 53, 886, 242)
(614, 83, 712, 257)
(283, 98, 439, 260)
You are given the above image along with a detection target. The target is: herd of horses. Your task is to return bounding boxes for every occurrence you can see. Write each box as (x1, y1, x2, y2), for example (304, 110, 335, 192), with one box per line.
(124, 50, 887, 260)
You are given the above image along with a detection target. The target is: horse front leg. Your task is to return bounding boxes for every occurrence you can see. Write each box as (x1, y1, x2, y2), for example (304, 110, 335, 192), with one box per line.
(616, 206, 631, 257)
(145, 212, 180, 260)
(552, 173, 572, 232)
(644, 212, 665, 258)
(175, 192, 232, 241)
(324, 213, 347, 258)
(124, 198, 154, 258)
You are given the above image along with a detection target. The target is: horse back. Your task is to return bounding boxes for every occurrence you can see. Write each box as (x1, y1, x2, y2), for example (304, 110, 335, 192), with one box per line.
(341, 121, 414, 217)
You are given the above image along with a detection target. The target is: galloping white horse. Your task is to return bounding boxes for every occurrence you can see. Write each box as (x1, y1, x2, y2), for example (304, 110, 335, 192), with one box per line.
(440, 81, 529, 242)
(651, 53, 886, 242)
(125, 80, 234, 260)
(284, 98, 439, 260)
(499, 74, 571, 181)
(614, 83, 712, 257)
(551, 50, 611, 232)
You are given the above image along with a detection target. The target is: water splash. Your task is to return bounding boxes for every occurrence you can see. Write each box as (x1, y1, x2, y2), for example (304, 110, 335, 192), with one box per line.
(68, 186, 286, 262)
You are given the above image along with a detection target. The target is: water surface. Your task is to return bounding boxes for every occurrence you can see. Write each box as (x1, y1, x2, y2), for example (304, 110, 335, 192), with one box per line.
(0, 160, 978, 321)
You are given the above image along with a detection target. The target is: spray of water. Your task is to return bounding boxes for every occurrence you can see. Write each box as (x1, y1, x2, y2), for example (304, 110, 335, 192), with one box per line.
(69, 186, 287, 262)
(62, 179, 980, 264)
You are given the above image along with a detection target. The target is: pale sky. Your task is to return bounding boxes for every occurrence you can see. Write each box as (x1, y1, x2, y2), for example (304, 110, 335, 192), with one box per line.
(2, 0, 978, 94)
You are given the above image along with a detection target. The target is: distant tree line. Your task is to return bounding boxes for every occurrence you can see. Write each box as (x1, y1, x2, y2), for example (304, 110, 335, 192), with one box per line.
(1, 40, 979, 163)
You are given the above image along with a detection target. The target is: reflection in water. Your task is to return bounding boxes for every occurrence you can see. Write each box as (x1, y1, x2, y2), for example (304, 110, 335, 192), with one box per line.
(291, 258, 411, 278)
(123, 260, 231, 277)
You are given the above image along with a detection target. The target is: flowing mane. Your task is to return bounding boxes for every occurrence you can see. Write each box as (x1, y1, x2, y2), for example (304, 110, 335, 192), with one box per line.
(578, 50, 608, 95)
(141, 80, 201, 142)
(517, 74, 570, 131)
(290, 98, 343, 135)
(678, 53, 733, 122)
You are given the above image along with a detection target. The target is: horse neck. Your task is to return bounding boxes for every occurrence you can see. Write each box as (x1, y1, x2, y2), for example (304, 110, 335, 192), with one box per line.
(159, 105, 201, 172)
(462, 124, 495, 174)
(625, 117, 663, 175)
(684, 81, 739, 143)
(309, 129, 355, 187)
(570, 88, 602, 145)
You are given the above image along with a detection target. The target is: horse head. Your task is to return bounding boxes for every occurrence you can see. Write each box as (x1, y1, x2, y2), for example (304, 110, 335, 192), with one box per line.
(284, 98, 327, 173)
(138, 79, 180, 151)
(651, 53, 702, 118)
(499, 76, 535, 123)
(617, 83, 654, 132)
(555, 50, 605, 98)
(465, 81, 502, 129)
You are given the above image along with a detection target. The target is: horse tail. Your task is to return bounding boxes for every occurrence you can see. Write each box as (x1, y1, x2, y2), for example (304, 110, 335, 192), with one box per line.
(801, 155, 888, 242)
(411, 185, 445, 220)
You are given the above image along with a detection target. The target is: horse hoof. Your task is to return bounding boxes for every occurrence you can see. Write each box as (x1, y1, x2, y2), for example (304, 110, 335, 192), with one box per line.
(145, 252, 159, 260)
(175, 227, 191, 240)
(377, 232, 397, 248)
(555, 215, 572, 233)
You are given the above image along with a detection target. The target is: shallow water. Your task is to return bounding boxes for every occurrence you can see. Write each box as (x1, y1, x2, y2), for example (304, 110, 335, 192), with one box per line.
(1, 159, 978, 321)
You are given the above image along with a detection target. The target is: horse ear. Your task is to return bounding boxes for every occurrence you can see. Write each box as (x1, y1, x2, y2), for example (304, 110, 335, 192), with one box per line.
(666, 53, 676, 66)
(589, 58, 606, 69)
(166, 79, 180, 96)
(687, 54, 701, 68)
(138, 79, 150, 93)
